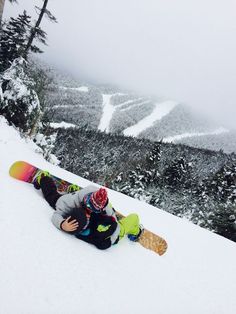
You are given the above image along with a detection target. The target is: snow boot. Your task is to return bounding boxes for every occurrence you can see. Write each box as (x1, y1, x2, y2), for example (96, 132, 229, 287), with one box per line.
(33, 170, 51, 190)
(128, 225, 144, 242)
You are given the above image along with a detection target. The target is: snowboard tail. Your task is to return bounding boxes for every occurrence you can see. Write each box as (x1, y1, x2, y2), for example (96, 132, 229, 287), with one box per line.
(9, 161, 74, 192)
(9, 161, 38, 182)
(116, 211, 167, 256)
(9, 161, 168, 256)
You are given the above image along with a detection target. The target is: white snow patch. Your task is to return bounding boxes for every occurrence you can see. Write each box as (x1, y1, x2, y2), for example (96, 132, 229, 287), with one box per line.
(59, 86, 89, 92)
(98, 94, 116, 133)
(120, 100, 151, 112)
(50, 121, 78, 129)
(116, 98, 144, 108)
(52, 104, 83, 109)
(163, 127, 229, 143)
(77, 86, 89, 92)
(98, 96, 154, 133)
(123, 101, 177, 137)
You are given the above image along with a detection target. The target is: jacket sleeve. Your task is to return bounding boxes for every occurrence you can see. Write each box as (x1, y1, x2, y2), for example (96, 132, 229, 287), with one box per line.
(104, 202, 118, 222)
(51, 211, 65, 230)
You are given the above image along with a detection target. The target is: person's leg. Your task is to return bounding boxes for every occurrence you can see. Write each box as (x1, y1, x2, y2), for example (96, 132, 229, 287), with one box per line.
(118, 213, 140, 239)
(40, 176, 61, 209)
(75, 230, 112, 250)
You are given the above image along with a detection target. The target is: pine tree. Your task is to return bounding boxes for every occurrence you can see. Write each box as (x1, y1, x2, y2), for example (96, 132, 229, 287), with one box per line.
(23, 0, 57, 58)
(163, 157, 193, 189)
(0, 1, 56, 71)
(0, 11, 31, 72)
(209, 204, 236, 241)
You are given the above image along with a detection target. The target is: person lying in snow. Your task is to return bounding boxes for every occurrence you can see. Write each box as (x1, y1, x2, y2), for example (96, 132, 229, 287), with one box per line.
(33, 171, 143, 250)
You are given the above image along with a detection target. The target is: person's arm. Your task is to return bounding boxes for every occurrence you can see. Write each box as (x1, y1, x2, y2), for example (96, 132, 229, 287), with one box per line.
(103, 202, 118, 221)
(51, 212, 78, 232)
(61, 216, 79, 232)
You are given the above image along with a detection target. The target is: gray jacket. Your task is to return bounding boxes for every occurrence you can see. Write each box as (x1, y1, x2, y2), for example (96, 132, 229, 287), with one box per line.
(51, 185, 120, 244)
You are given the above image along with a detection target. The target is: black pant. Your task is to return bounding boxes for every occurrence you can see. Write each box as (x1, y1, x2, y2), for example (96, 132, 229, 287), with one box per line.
(40, 176, 61, 210)
(75, 213, 118, 250)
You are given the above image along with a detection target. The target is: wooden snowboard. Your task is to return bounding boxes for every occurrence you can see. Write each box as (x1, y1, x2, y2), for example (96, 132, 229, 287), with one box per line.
(9, 161, 168, 256)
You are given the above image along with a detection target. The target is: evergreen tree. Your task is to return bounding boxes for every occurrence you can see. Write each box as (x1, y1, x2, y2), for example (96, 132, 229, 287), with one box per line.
(162, 157, 193, 189)
(0, 11, 31, 71)
(0, 1, 56, 71)
(23, 0, 57, 58)
(209, 204, 236, 241)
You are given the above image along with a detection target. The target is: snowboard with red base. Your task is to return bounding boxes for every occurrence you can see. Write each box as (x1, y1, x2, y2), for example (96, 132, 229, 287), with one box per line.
(9, 161, 168, 256)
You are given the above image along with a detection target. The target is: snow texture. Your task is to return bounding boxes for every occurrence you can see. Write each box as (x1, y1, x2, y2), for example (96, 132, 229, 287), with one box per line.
(123, 101, 177, 136)
(0, 58, 40, 113)
(59, 85, 89, 92)
(50, 121, 78, 129)
(163, 127, 229, 143)
(0, 116, 236, 314)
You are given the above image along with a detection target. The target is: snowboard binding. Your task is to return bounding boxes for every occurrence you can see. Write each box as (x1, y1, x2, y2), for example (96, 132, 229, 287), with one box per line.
(33, 170, 51, 190)
(128, 225, 144, 242)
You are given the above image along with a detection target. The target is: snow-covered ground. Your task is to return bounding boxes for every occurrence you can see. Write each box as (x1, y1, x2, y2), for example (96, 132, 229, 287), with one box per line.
(123, 101, 177, 136)
(59, 85, 89, 92)
(50, 121, 78, 129)
(98, 94, 115, 133)
(1, 116, 236, 314)
(163, 127, 229, 143)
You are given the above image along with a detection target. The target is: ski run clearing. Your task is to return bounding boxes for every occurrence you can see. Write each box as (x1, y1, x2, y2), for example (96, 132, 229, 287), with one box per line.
(59, 85, 89, 92)
(123, 101, 177, 136)
(0, 116, 236, 314)
(98, 94, 177, 135)
(163, 127, 229, 143)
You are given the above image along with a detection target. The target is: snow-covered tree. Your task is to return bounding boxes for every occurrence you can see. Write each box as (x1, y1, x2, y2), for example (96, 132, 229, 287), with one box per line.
(209, 204, 236, 241)
(162, 157, 193, 189)
(1, 1, 56, 71)
(0, 11, 32, 72)
(0, 57, 41, 133)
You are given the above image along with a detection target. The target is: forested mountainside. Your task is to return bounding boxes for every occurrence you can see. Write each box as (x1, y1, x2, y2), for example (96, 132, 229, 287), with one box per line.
(45, 69, 236, 153)
(52, 126, 236, 241)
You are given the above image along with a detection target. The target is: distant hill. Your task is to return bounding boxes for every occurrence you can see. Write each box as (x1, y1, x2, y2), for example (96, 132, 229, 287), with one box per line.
(45, 67, 236, 153)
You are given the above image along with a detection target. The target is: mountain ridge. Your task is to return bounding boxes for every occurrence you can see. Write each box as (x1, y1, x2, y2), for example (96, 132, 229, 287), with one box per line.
(45, 67, 236, 153)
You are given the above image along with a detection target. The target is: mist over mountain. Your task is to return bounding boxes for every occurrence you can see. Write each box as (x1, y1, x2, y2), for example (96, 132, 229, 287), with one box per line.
(46, 68, 236, 154)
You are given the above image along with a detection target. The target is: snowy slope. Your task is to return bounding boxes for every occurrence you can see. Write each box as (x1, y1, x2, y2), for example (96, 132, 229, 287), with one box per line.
(0, 116, 236, 314)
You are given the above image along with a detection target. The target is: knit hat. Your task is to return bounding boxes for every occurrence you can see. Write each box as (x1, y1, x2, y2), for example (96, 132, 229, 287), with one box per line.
(66, 207, 88, 233)
(83, 188, 108, 213)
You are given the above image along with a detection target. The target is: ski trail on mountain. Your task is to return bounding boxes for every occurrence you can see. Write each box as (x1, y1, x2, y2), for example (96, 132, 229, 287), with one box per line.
(120, 100, 151, 112)
(163, 127, 229, 143)
(59, 86, 89, 92)
(98, 94, 143, 133)
(116, 98, 144, 109)
(98, 94, 115, 133)
(123, 101, 177, 137)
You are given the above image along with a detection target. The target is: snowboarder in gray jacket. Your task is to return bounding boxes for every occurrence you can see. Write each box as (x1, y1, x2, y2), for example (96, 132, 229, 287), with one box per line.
(34, 171, 142, 250)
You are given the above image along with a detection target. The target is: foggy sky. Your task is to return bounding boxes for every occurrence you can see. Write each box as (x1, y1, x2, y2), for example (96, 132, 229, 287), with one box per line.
(5, 0, 236, 129)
